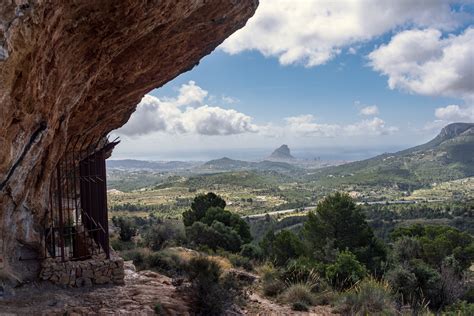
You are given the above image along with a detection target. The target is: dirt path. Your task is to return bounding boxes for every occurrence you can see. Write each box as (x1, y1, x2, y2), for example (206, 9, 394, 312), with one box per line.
(243, 292, 337, 316)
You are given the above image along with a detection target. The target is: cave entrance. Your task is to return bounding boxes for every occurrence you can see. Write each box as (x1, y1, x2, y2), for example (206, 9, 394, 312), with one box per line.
(44, 138, 119, 261)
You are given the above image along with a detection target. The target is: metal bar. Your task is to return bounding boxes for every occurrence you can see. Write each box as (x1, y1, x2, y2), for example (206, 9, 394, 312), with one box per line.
(56, 163, 65, 262)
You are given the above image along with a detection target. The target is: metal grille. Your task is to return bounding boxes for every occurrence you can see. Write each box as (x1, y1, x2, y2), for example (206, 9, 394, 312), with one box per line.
(44, 137, 119, 261)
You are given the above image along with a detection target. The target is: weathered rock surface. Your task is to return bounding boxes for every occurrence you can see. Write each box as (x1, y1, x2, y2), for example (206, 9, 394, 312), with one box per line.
(0, 0, 257, 283)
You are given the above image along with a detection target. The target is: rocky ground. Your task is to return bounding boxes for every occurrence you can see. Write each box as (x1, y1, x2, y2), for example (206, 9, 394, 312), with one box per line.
(0, 262, 335, 315)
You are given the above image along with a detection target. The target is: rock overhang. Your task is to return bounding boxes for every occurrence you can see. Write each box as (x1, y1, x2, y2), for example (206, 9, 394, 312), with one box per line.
(0, 0, 258, 284)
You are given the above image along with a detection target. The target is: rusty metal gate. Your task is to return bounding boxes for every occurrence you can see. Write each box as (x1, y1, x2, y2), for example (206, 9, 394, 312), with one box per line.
(44, 137, 119, 261)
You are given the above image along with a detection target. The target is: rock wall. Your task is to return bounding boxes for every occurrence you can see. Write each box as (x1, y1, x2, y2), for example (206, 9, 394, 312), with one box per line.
(0, 0, 257, 284)
(39, 254, 124, 287)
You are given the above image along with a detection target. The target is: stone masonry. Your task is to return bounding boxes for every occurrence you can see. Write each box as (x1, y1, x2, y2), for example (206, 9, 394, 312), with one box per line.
(39, 254, 124, 287)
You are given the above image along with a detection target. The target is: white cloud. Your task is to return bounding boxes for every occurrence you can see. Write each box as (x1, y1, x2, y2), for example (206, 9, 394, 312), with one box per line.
(221, 95, 239, 104)
(220, 0, 470, 67)
(360, 105, 379, 116)
(116, 82, 257, 137)
(368, 27, 474, 99)
(435, 104, 474, 121)
(284, 114, 398, 137)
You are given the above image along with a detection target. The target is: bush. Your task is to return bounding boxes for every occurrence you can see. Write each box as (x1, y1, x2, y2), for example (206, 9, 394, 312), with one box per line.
(112, 216, 138, 242)
(326, 251, 367, 290)
(240, 243, 263, 260)
(144, 220, 185, 251)
(292, 301, 309, 311)
(280, 283, 316, 306)
(261, 230, 304, 266)
(182, 193, 226, 227)
(443, 300, 474, 315)
(227, 253, 253, 271)
(282, 258, 327, 293)
(336, 277, 396, 315)
(260, 263, 285, 297)
(187, 256, 230, 315)
(303, 192, 386, 272)
(186, 221, 243, 252)
(121, 248, 149, 269)
(146, 250, 186, 277)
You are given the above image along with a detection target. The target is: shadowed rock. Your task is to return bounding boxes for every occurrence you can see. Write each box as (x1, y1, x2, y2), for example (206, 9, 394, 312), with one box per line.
(0, 0, 257, 284)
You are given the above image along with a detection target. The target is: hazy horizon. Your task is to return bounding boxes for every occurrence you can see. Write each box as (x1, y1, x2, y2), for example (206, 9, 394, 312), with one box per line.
(110, 143, 410, 162)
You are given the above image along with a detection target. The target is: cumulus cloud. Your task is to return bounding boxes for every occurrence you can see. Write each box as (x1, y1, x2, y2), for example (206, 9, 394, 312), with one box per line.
(368, 27, 474, 99)
(359, 105, 379, 116)
(435, 104, 474, 121)
(220, 0, 470, 67)
(116, 82, 257, 137)
(284, 114, 398, 137)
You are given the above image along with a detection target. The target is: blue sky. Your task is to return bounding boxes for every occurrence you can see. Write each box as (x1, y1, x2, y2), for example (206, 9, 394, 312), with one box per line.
(113, 0, 474, 161)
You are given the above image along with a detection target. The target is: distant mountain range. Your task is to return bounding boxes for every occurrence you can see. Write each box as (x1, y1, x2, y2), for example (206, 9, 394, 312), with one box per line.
(201, 157, 298, 172)
(308, 122, 474, 188)
(106, 159, 198, 171)
(107, 123, 473, 188)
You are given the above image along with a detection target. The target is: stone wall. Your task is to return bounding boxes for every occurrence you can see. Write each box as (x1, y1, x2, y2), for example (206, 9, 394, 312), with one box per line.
(39, 254, 124, 287)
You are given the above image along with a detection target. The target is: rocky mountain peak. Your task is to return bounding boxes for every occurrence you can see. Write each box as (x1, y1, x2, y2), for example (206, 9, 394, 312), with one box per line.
(269, 144, 295, 160)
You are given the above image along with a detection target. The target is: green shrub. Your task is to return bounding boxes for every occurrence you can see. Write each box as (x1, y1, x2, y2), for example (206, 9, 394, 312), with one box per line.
(182, 193, 226, 227)
(146, 250, 186, 277)
(292, 301, 309, 311)
(144, 220, 185, 251)
(263, 278, 286, 297)
(240, 243, 263, 260)
(326, 251, 367, 290)
(187, 256, 230, 315)
(227, 253, 253, 271)
(303, 192, 387, 272)
(260, 263, 285, 297)
(121, 248, 148, 269)
(112, 216, 138, 242)
(110, 239, 135, 251)
(336, 277, 396, 315)
(262, 230, 304, 266)
(443, 300, 474, 315)
(279, 283, 316, 306)
(282, 258, 327, 293)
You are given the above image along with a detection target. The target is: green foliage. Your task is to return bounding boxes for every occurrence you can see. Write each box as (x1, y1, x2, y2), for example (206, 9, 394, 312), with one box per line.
(240, 243, 263, 260)
(303, 193, 386, 272)
(186, 221, 243, 252)
(186, 256, 231, 316)
(182, 193, 251, 253)
(282, 258, 327, 292)
(326, 251, 367, 290)
(121, 248, 148, 269)
(291, 301, 309, 311)
(146, 250, 187, 277)
(336, 277, 396, 315)
(260, 263, 285, 297)
(443, 300, 474, 315)
(280, 284, 316, 306)
(391, 224, 474, 271)
(260, 229, 305, 266)
(201, 207, 252, 243)
(144, 220, 186, 251)
(182, 192, 226, 226)
(112, 216, 138, 242)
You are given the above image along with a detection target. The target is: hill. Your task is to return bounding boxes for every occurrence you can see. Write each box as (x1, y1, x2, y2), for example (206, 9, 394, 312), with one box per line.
(267, 144, 295, 160)
(107, 159, 198, 171)
(308, 123, 474, 188)
(201, 157, 299, 172)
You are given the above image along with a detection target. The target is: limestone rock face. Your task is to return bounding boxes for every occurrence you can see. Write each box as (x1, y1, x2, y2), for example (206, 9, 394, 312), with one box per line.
(0, 0, 257, 283)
